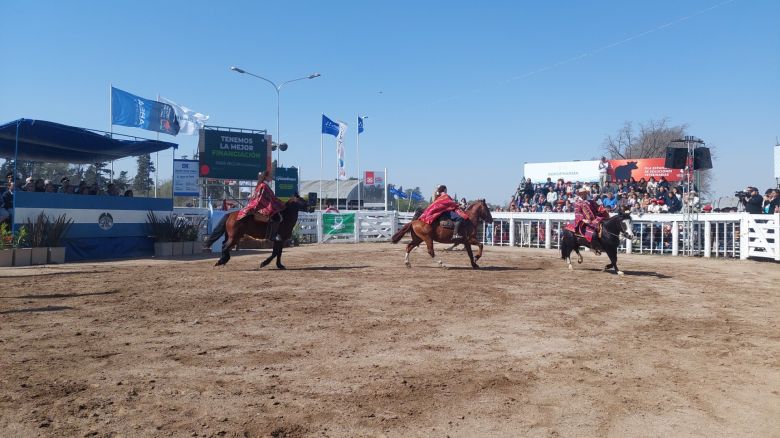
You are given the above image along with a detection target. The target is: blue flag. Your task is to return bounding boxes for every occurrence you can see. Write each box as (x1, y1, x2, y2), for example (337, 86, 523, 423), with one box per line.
(322, 114, 339, 137)
(389, 185, 408, 199)
(358, 116, 364, 134)
(111, 87, 179, 136)
(410, 191, 424, 202)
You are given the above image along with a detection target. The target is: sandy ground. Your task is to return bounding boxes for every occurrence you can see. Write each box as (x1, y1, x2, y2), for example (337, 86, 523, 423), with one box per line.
(1, 243, 778, 437)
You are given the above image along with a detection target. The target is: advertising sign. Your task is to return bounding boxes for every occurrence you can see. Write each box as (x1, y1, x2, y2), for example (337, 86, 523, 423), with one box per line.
(275, 167, 299, 200)
(523, 160, 600, 183)
(322, 213, 355, 236)
(608, 158, 684, 182)
(173, 159, 200, 196)
(198, 128, 269, 180)
(362, 170, 385, 205)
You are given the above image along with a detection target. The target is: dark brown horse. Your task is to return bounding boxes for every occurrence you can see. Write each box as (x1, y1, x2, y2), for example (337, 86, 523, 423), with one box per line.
(391, 199, 493, 268)
(205, 195, 311, 269)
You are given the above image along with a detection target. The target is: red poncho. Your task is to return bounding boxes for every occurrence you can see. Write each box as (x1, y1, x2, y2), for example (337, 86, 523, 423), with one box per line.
(566, 199, 609, 241)
(237, 181, 285, 220)
(418, 194, 468, 225)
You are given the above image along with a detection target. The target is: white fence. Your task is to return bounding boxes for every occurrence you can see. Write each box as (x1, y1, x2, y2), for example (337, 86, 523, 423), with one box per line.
(190, 208, 779, 261)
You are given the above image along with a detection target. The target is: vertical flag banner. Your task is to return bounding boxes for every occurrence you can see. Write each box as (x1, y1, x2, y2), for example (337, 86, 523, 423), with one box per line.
(159, 97, 209, 135)
(336, 121, 347, 180)
(322, 114, 339, 137)
(111, 87, 179, 135)
(358, 116, 365, 134)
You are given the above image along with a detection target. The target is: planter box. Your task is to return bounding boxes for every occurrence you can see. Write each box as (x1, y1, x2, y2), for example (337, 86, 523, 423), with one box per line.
(31, 247, 48, 265)
(154, 242, 173, 257)
(172, 241, 184, 257)
(48, 247, 66, 264)
(182, 241, 195, 256)
(0, 249, 13, 267)
(13, 248, 32, 266)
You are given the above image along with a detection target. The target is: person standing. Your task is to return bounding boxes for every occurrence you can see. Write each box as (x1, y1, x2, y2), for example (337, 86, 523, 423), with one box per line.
(0, 182, 13, 225)
(598, 157, 611, 187)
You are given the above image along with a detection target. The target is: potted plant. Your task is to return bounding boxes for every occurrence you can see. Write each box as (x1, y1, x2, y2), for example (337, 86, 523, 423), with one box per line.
(171, 217, 188, 257)
(47, 213, 73, 264)
(12, 226, 31, 267)
(147, 212, 174, 257)
(25, 212, 49, 265)
(181, 217, 203, 256)
(0, 223, 13, 267)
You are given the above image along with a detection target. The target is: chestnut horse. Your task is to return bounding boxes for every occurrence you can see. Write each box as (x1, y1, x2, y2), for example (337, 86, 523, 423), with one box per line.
(391, 199, 493, 268)
(205, 194, 311, 269)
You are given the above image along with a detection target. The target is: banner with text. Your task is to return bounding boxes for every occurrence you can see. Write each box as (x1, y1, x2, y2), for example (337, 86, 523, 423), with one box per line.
(608, 158, 684, 182)
(523, 160, 600, 183)
(322, 213, 355, 236)
(362, 170, 385, 205)
(275, 166, 299, 200)
(173, 159, 200, 196)
(198, 128, 269, 180)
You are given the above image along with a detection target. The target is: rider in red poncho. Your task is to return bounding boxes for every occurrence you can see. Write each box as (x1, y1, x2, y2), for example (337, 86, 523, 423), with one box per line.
(237, 170, 286, 241)
(570, 187, 609, 250)
(418, 185, 469, 239)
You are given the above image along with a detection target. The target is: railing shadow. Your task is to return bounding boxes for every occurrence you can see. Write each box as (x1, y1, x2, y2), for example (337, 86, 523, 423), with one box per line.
(1, 306, 74, 314)
(0, 290, 119, 300)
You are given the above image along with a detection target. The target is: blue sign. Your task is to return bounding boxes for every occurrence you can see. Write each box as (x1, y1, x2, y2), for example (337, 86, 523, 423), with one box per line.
(112, 87, 180, 136)
(173, 159, 200, 196)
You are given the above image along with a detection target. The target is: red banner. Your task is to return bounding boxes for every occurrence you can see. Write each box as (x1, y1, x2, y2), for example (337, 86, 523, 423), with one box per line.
(608, 158, 683, 182)
(364, 171, 375, 185)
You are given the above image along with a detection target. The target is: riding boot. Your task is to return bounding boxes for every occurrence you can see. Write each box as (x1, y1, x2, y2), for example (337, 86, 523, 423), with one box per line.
(452, 220, 463, 240)
(267, 220, 282, 242)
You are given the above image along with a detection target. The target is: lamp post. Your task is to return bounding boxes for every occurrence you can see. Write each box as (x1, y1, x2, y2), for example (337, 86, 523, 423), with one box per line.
(229, 66, 320, 166)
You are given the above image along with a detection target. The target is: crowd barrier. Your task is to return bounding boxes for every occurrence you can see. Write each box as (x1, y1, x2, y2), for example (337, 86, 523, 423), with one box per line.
(187, 208, 779, 261)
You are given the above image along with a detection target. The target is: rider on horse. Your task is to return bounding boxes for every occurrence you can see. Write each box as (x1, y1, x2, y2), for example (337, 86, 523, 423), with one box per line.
(572, 187, 609, 252)
(237, 169, 286, 241)
(418, 185, 469, 240)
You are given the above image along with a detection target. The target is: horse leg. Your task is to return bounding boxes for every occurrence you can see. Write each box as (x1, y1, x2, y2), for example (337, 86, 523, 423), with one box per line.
(464, 243, 479, 269)
(259, 241, 280, 269)
(605, 246, 622, 276)
(274, 241, 285, 269)
(423, 236, 444, 268)
(562, 237, 574, 271)
(215, 232, 238, 266)
(404, 231, 422, 268)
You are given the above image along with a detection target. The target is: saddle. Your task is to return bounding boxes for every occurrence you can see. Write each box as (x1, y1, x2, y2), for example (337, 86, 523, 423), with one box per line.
(436, 219, 455, 229)
(253, 212, 270, 222)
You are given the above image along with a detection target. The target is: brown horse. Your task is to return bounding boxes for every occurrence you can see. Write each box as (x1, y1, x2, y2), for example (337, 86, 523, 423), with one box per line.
(390, 199, 493, 268)
(205, 195, 311, 269)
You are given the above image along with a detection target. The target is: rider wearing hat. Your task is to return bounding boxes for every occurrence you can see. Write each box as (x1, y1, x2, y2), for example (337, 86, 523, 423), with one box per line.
(418, 184, 469, 240)
(573, 187, 609, 248)
(237, 169, 285, 241)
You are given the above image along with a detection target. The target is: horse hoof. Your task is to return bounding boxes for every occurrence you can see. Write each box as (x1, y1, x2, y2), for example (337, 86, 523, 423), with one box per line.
(277, 265, 286, 270)
(405, 262, 411, 268)
(617, 271, 624, 276)
(567, 264, 573, 271)
(471, 264, 480, 269)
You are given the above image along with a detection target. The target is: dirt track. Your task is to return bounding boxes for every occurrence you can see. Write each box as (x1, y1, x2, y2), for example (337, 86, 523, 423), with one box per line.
(1, 243, 778, 437)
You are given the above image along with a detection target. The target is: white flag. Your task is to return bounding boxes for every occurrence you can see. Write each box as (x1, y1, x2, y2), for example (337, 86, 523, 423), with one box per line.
(336, 121, 347, 180)
(160, 96, 209, 135)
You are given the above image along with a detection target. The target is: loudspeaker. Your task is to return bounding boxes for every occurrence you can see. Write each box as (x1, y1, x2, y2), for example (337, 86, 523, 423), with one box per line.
(693, 147, 712, 170)
(307, 191, 318, 207)
(664, 147, 688, 169)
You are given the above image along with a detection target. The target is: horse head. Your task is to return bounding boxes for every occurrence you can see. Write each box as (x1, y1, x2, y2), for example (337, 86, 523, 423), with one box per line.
(468, 199, 493, 224)
(617, 209, 635, 240)
(287, 193, 313, 213)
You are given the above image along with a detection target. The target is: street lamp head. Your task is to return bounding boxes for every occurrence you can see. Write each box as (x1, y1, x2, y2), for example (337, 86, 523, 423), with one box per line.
(230, 66, 246, 74)
(308, 73, 321, 79)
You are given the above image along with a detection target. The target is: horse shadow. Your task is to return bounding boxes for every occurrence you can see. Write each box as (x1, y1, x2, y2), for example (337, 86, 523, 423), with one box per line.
(0, 290, 118, 300)
(423, 265, 541, 271)
(0, 306, 74, 314)
(581, 268, 670, 278)
(238, 265, 370, 272)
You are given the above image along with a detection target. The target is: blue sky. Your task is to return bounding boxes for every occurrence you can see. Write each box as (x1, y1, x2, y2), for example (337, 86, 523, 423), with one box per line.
(1, 0, 778, 203)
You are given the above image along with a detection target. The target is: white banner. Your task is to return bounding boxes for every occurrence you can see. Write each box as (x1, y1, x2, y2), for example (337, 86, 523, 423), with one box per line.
(173, 159, 200, 196)
(336, 121, 347, 180)
(523, 160, 600, 183)
(160, 96, 209, 135)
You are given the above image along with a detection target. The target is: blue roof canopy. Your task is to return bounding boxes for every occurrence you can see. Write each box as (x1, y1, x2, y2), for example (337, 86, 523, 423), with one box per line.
(0, 119, 178, 163)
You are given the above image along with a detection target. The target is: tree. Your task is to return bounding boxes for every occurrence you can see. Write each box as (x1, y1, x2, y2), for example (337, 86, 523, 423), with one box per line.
(115, 170, 130, 192)
(602, 118, 714, 196)
(133, 154, 156, 196)
(83, 162, 110, 187)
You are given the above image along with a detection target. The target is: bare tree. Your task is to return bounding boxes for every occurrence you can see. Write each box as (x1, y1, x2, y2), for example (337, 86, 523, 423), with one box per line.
(602, 118, 714, 196)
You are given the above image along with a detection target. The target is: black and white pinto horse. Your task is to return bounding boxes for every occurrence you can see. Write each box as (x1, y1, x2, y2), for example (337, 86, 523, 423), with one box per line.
(560, 210, 635, 276)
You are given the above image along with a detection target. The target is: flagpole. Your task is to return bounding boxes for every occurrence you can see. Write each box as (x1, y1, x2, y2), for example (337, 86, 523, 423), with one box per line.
(109, 83, 114, 184)
(357, 116, 361, 211)
(384, 167, 388, 211)
(319, 124, 323, 211)
(155, 94, 160, 198)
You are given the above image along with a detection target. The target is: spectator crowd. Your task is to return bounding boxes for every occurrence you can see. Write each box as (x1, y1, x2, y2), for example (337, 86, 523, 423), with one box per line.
(499, 176, 780, 215)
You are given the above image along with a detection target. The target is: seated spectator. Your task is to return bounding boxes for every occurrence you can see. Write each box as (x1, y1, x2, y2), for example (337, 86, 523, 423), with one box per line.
(702, 205, 713, 213)
(23, 177, 34, 192)
(106, 183, 120, 196)
(0, 182, 13, 225)
(637, 177, 647, 193)
(764, 188, 780, 214)
(75, 180, 88, 194)
(646, 177, 658, 196)
(34, 178, 45, 192)
(546, 189, 558, 205)
(44, 179, 55, 193)
(658, 176, 670, 191)
(601, 192, 617, 211)
(665, 189, 682, 213)
(647, 199, 663, 214)
(58, 176, 75, 194)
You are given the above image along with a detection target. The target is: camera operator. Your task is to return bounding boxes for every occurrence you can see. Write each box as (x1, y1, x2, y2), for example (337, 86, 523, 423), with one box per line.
(739, 187, 763, 214)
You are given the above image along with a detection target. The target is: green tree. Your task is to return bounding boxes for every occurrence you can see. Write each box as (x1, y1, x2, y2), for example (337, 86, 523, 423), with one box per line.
(115, 170, 130, 192)
(132, 154, 156, 196)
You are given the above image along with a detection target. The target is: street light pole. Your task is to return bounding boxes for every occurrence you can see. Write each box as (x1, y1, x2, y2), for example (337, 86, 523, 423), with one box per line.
(230, 66, 320, 166)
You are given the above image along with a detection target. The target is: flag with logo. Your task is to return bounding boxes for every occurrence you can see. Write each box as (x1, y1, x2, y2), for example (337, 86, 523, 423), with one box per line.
(410, 190, 424, 202)
(322, 114, 340, 137)
(159, 97, 209, 135)
(336, 121, 347, 180)
(111, 87, 179, 135)
(358, 116, 365, 134)
(389, 185, 408, 199)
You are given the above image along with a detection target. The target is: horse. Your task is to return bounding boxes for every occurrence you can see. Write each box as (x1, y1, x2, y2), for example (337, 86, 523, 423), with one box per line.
(390, 199, 493, 269)
(205, 194, 311, 269)
(560, 209, 635, 276)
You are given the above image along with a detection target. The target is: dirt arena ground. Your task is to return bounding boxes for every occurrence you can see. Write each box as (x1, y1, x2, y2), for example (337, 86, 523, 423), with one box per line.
(1, 243, 778, 437)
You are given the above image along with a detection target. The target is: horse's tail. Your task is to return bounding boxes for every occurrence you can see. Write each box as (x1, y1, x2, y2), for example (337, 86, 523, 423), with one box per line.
(560, 229, 572, 260)
(204, 214, 230, 248)
(391, 221, 414, 244)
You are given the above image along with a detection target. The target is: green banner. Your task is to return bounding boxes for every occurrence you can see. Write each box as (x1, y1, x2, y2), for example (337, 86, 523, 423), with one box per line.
(198, 128, 267, 180)
(275, 166, 299, 200)
(322, 213, 355, 236)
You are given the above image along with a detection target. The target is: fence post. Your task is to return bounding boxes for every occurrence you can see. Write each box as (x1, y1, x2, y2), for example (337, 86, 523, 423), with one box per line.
(317, 211, 323, 243)
(774, 213, 780, 261)
(672, 221, 679, 256)
(354, 212, 360, 243)
(545, 218, 551, 249)
(704, 220, 712, 258)
(508, 217, 515, 247)
(740, 214, 749, 260)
